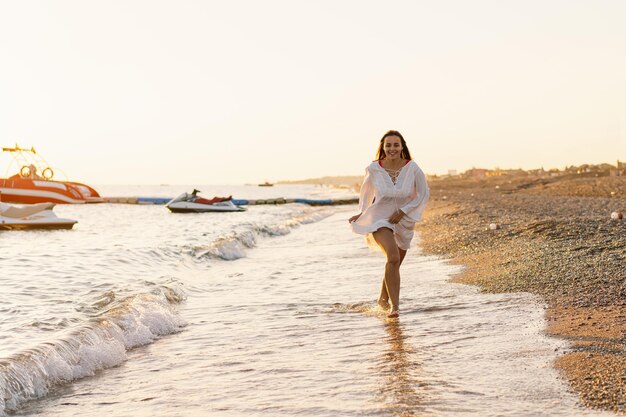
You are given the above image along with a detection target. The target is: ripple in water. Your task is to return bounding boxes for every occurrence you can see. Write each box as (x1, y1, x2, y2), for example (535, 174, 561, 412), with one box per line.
(0, 193, 615, 416)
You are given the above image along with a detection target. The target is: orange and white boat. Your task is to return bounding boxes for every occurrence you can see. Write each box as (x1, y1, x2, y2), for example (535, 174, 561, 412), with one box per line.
(0, 145, 102, 204)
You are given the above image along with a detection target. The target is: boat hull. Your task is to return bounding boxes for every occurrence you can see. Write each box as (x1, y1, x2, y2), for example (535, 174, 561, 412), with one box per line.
(167, 206, 246, 213)
(0, 221, 76, 230)
(0, 178, 101, 204)
(0, 203, 78, 230)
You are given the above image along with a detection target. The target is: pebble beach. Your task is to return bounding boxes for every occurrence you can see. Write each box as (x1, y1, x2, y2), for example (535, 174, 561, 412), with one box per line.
(416, 174, 626, 414)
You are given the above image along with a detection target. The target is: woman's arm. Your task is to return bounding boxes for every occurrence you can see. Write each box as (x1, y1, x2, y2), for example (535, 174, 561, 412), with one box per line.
(400, 165, 430, 221)
(358, 167, 375, 213)
(350, 167, 375, 223)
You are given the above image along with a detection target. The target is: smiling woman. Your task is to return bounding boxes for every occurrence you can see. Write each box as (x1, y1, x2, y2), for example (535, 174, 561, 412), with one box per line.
(349, 130, 430, 318)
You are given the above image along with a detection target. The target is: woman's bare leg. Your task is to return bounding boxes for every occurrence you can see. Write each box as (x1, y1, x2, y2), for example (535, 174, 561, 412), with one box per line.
(378, 248, 407, 308)
(399, 249, 407, 265)
(373, 228, 403, 316)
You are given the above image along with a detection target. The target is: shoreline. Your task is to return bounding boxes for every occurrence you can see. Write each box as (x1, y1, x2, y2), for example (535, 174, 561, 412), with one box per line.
(415, 176, 625, 414)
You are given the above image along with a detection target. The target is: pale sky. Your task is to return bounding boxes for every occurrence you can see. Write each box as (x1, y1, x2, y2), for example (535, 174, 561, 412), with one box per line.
(1, 0, 625, 185)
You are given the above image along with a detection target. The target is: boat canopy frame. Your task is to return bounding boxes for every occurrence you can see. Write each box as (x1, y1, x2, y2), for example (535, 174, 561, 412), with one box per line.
(2, 144, 65, 181)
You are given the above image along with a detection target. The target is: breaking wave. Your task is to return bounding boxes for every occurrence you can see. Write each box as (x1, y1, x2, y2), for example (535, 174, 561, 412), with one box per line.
(0, 284, 186, 416)
(0, 204, 336, 415)
(192, 207, 333, 261)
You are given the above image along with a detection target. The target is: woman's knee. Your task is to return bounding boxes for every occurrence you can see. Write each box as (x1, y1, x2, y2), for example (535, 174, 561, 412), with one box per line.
(386, 252, 401, 266)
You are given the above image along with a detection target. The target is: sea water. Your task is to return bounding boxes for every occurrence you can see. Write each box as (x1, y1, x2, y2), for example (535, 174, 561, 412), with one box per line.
(0, 185, 615, 416)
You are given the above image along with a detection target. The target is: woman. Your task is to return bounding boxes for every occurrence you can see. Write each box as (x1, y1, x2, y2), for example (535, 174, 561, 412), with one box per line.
(349, 130, 430, 318)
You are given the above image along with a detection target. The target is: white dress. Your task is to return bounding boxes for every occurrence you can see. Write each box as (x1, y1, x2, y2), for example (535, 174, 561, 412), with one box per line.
(351, 160, 430, 250)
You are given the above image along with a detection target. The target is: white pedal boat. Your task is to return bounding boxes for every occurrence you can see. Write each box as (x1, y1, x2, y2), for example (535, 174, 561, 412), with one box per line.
(0, 202, 78, 230)
(166, 190, 246, 213)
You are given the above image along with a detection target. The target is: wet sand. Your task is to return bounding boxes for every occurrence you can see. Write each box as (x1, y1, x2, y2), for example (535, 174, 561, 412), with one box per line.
(416, 174, 625, 414)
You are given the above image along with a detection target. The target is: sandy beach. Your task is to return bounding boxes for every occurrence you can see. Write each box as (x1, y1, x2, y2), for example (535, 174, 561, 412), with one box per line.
(416, 174, 625, 414)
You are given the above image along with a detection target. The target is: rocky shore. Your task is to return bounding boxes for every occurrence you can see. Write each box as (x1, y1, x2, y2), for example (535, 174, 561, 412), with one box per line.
(416, 174, 625, 414)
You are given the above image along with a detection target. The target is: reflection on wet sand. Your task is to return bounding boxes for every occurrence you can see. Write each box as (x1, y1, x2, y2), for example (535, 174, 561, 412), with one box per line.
(372, 319, 425, 416)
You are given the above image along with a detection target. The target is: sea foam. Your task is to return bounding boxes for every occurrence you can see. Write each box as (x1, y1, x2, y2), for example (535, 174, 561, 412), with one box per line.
(0, 285, 186, 415)
(193, 207, 333, 261)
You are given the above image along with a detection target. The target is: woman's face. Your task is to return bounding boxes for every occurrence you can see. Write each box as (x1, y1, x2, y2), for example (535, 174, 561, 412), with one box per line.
(383, 135, 403, 160)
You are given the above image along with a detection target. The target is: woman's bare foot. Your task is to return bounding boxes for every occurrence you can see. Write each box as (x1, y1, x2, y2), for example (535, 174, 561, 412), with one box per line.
(387, 309, 399, 318)
(377, 298, 390, 310)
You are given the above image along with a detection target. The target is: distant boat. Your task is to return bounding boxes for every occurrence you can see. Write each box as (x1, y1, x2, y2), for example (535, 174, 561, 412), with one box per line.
(0, 145, 102, 204)
(258, 181, 274, 187)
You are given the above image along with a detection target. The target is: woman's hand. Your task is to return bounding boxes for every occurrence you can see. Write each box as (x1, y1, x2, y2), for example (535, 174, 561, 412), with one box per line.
(389, 210, 405, 224)
(348, 213, 362, 223)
